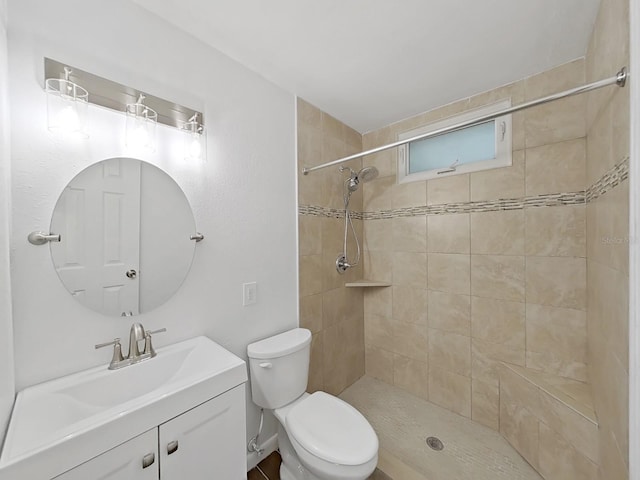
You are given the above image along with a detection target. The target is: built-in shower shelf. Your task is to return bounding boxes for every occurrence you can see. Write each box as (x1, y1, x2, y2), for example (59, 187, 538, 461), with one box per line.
(345, 280, 391, 288)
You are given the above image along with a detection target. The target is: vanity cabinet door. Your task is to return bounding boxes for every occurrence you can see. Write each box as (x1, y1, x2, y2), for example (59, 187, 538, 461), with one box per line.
(52, 429, 158, 480)
(159, 384, 246, 480)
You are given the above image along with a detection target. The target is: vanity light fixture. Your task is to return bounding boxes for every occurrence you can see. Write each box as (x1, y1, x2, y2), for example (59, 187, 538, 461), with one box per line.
(125, 94, 157, 152)
(44, 58, 204, 154)
(181, 113, 206, 161)
(45, 66, 89, 138)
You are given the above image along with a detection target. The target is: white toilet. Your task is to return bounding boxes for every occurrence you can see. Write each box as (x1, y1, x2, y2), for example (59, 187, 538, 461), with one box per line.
(247, 328, 378, 480)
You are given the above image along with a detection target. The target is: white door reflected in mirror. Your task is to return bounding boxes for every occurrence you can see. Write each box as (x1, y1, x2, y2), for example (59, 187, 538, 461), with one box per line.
(50, 158, 197, 317)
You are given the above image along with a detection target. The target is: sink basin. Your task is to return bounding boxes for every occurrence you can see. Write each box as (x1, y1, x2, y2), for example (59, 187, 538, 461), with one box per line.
(0, 336, 247, 479)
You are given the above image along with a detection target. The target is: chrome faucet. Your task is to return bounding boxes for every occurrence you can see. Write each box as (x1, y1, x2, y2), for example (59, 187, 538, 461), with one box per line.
(128, 322, 146, 360)
(95, 323, 166, 370)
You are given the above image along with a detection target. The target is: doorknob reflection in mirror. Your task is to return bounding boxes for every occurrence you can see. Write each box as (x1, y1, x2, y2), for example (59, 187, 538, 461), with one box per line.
(27, 231, 61, 245)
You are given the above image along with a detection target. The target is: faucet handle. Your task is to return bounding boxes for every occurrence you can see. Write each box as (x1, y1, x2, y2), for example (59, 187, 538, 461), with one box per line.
(95, 338, 125, 369)
(143, 328, 166, 357)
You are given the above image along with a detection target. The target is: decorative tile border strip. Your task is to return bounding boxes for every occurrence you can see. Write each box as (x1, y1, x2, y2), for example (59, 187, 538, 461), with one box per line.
(299, 157, 629, 219)
(586, 156, 629, 203)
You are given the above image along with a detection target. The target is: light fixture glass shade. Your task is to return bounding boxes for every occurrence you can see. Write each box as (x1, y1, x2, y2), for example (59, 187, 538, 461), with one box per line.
(125, 96, 157, 152)
(181, 114, 206, 161)
(45, 76, 89, 138)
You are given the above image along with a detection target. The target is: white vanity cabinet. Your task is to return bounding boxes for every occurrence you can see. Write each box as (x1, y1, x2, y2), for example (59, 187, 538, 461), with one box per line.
(53, 385, 246, 480)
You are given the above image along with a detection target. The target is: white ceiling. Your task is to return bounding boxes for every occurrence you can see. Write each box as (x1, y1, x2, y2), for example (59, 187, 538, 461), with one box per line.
(133, 0, 601, 133)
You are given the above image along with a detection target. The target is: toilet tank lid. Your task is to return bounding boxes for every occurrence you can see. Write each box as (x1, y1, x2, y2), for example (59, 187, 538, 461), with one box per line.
(247, 328, 312, 359)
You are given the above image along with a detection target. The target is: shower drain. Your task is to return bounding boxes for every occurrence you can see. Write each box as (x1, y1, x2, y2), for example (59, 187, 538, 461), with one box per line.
(426, 436, 444, 451)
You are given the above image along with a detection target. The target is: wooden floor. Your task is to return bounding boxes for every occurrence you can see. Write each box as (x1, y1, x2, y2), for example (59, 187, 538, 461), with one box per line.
(247, 451, 392, 479)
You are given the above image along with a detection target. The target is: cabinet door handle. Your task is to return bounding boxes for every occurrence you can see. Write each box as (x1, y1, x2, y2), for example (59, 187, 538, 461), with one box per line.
(142, 453, 155, 469)
(167, 440, 179, 455)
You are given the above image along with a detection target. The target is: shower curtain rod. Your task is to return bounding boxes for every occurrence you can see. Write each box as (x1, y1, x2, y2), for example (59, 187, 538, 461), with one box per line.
(302, 67, 629, 175)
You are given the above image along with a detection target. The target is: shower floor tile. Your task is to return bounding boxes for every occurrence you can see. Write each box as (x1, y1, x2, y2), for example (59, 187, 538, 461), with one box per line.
(339, 376, 542, 480)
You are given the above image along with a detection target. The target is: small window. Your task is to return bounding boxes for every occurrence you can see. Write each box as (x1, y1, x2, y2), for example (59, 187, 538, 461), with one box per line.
(397, 100, 512, 183)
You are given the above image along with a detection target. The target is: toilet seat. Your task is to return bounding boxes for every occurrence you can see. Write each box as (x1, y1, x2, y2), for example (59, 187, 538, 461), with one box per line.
(285, 392, 378, 466)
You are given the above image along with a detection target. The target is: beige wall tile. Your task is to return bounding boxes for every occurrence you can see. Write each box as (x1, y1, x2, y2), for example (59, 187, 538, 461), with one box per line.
(364, 314, 393, 349)
(364, 287, 393, 318)
(471, 255, 525, 301)
(524, 96, 586, 149)
(365, 344, 394, 384)
(525, 138, 586, 195)
(428, 253, 470, 295)
(363, 250, 394, 284)
(472, 379, 500, 431)
(525, 59, 585, 100)
(299, 215, 323, 256)
(524, 58, 585, 100)
(321, 216, 343, 256)
(586, 102, 613, 186)
(526, 256, 586, 310)
(468, 80, 525, 109)
(322, 287, 346, 330)
(499, 378, 540, 469)
(428, 366, 472, 418)
(307, 333, 324, 393)
(428, 290, 470, 336)
(427, 214, 470, 254)
(392, 322, 428, 362)
(393, 252, 427, 288)
(363, 175, 395, 211)
(472, 339, 525, 385)
(392, 181, 427, 208)
(363, 150, 396, 179)
(470, 150, 525, 201)
(538, 422, 599, 480)
(470, 210, 524, 255)
(611, 86, 630, 166)
(393, 216, 427, 252)
(322, 252, 345, 291)
(323, 324, 349, 395)
(427, 174, 469, 205)
(526, 205, 586, 257)
(393, 354, 429, 400)
(298, 130, 325, 205)
(500, 366, 541, 415)
(321, 111, 347, 142)
(300, 293, 323, 333)
(536, 389, 599, 463)
(300, 254, 323, 297)
(297, 98, 322, 129)
(526, 304, 587, 380)
(364, 219, 393, 251)
(471, 297, 525, 348)
(598, 428, 629, 480)
(392, 286, 428, 325)
(428, 329, 471, 376)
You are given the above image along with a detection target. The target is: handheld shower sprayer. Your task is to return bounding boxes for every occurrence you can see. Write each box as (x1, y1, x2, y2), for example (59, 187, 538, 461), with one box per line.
(336, 165, 379, 274)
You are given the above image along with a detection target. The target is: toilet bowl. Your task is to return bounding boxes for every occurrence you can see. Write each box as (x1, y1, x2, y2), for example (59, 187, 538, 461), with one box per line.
(247, 328, 378, 480)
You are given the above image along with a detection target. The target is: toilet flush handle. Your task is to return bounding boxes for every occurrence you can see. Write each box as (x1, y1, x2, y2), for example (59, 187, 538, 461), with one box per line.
(259, 362, 272, 369)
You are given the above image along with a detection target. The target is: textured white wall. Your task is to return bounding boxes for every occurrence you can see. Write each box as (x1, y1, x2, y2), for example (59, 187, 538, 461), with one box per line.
(0, 0, 15, 448)
(6, 0, 297, 458)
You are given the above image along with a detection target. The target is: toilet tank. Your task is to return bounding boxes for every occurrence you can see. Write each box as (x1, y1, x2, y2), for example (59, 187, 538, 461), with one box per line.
(247, 328, 312, 409)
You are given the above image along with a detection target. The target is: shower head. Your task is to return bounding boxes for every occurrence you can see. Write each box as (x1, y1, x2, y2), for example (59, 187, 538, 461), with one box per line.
(342, 166, 379, 193)
(357, 166, 379, 183)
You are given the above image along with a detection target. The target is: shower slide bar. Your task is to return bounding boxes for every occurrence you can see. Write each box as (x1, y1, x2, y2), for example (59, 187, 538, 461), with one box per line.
(302, 67, 629, 175)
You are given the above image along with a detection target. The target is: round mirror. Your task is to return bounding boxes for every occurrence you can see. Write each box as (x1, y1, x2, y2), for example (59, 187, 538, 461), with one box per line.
(50, 158, 197, 316)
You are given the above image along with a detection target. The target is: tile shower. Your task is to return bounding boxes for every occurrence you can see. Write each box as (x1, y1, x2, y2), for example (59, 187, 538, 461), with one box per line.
(298, 0, 629, 478)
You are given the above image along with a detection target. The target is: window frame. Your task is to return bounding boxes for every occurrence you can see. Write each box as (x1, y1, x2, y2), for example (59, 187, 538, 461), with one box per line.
(396, 100, 513, 184)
